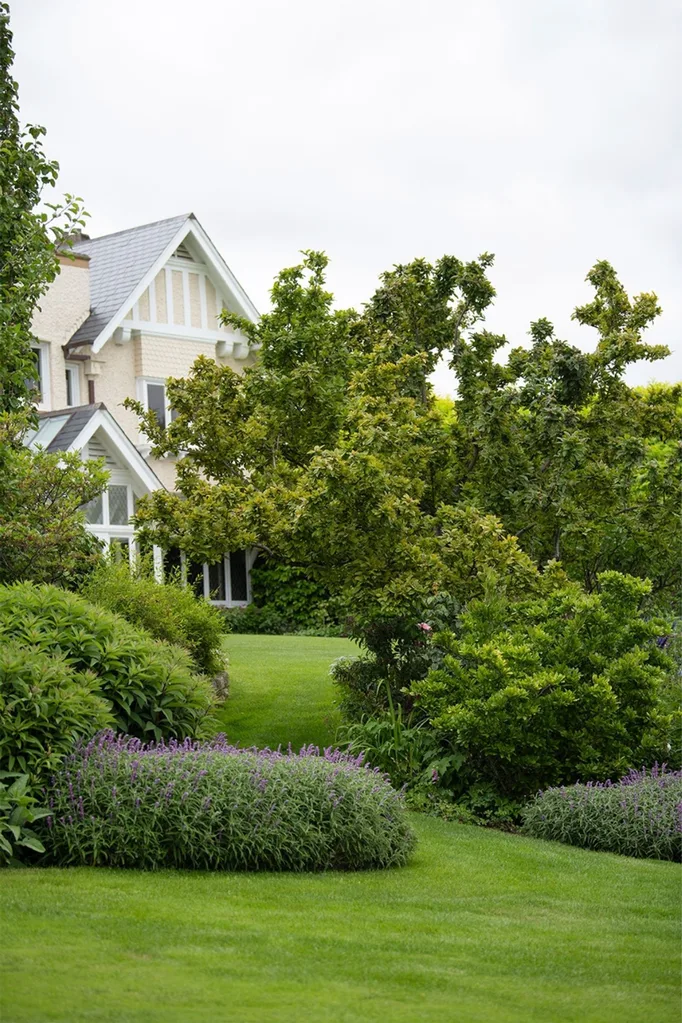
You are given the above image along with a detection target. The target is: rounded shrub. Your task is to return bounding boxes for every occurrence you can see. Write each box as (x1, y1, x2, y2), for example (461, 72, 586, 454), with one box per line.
(82, 561, 228, 676)
(0, 641, 112, 780)
(0, 583, 216, 742)
(521, 766, 682, 861)
(44, 732, 416, 871)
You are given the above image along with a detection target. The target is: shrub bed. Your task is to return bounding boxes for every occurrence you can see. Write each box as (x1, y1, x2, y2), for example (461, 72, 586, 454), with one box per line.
(82, 561, 228, 676)
(43, 732, 416, 871)
(0, 583, 216, 743)
(521, 766, 682, 861)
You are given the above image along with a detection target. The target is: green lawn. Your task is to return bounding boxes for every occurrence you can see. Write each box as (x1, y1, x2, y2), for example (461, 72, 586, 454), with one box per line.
(1, 634, 680, 1023)
(216, 633, 356, 750)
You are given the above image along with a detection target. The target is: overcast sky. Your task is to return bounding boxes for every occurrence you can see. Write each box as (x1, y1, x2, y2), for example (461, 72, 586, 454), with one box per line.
(13, 0, 681, 392)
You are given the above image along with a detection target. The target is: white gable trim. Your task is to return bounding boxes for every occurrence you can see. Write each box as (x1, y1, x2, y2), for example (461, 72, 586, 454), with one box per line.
(66, 408, 165, 495)
(90, 217, 259, 354)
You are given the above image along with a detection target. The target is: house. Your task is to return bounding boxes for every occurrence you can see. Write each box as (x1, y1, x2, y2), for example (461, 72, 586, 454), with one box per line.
(28, 213, 259, 606)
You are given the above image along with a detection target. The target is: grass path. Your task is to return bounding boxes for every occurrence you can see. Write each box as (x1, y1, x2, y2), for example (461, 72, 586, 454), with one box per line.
(216, 633, 356, 750)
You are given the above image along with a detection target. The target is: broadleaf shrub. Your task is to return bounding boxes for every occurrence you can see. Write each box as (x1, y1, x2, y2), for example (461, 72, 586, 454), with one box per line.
(0, 583, 216, 742)
(0, 772, 50, 866)
(221, 602, 289, 635)
(249, 557, 337, 631)
(408, 573, 677, 801)
(82, 560, 228, 676)
(521, 767, 682, 861)
(43, 731, 416, 871)
(0, 640, 112, 780)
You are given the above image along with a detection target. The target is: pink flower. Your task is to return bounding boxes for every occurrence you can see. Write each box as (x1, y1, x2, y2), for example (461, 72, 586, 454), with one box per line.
(417, 622, 432, 632)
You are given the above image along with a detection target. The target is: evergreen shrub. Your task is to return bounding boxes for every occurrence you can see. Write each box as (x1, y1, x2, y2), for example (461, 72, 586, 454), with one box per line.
(0, 640, 111, 780)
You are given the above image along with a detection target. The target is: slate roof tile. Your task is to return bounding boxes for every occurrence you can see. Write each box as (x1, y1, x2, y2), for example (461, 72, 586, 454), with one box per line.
(68, 214, 191, 346)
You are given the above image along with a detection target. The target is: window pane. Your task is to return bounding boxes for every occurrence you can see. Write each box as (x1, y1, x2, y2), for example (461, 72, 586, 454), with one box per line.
(208, 560, 226, 602)
(147, 383, 166, 428)
(163, 546, 182, 582)
(83, 494, 103, 524)
(187, 561, 205, 599)
(108, 485, 129, 525)
(230, 550, 248, 602)
(28, 347, 42, 399)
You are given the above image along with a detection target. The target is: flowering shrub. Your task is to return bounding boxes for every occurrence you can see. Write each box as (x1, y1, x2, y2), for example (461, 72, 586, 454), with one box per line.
(521, 766, 682, 861)
(43, 732, 416, 871)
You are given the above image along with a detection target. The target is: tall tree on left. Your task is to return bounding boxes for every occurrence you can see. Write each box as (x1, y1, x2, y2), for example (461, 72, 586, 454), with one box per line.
(0, 4, 106, 588)
(0, 1, 86, 417)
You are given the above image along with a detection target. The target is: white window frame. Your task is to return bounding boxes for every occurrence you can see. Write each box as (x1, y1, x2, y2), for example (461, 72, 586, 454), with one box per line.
(137, 377, 176, 430)
(83, 474, 137, 568)
(30, 342, 51, 411)
(177, 551, 252, 607)
(64, 362, 81, 407)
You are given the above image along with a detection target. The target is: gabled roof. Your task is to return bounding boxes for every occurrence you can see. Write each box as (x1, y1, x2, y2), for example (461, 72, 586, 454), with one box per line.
(68, 213, 259, 353)
(26, 404, 164, 495)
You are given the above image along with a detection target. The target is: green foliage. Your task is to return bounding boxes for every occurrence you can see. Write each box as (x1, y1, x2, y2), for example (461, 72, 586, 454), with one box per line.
(0, 640, 111, 781)
(221, 602, 289, 634)
(0, 3, 86, 416)
(125, 251, 522, 631)
(44, 733, 416, 872)
(0, 772, 49, 866)
(0, 583, 216, 742)
(0, 437, 107, 588)
(522, 767, 682, 861)
(82, 560, 227, 676)
(409, 572, 677, 800)
(250, 556, 336, 630)
(452, 273, 681, 613)
(121, 241, 680, 814)
(125, 248, 680, 643)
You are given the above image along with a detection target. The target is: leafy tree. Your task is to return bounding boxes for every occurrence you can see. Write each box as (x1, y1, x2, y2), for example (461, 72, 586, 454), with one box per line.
(0, 3, 103, 588)
(0, 429, 107, 588)
(451, 262, 681, 611)
(129, 248, 680, 627)
(0, 2, 86, 416)
(127, 250, 534, 632)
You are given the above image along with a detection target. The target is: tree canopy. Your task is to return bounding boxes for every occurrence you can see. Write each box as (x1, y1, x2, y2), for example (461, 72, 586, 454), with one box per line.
(128, 248, 681, 622)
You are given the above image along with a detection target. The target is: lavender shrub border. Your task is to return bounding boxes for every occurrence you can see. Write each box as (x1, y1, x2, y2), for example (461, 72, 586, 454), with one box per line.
(521, 766, 682, 861)
(42, 732, 416, 871)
